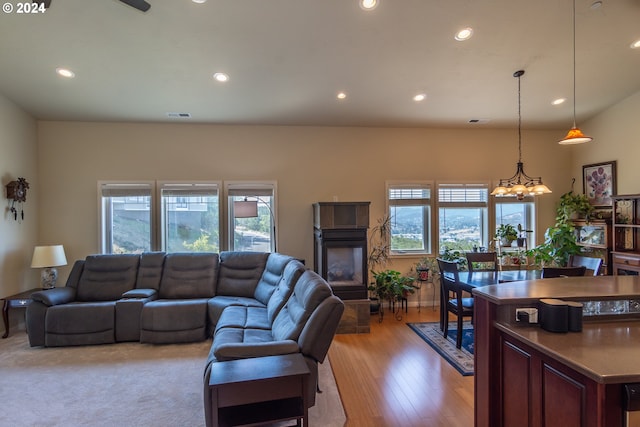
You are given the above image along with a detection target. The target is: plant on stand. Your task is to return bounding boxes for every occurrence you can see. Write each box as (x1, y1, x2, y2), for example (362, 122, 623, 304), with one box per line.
(367, 214, 416, 321)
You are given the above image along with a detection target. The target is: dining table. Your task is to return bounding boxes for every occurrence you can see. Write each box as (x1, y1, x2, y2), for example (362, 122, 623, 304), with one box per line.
(457, 269, 543, 292)
(439, 269, 543, 331)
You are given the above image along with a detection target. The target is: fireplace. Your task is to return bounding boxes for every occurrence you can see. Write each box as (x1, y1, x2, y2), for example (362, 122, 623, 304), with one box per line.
(313, 202, 370, 300)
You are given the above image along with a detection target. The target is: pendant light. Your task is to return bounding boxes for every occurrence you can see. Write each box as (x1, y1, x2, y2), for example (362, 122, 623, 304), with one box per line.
(491, 70, 552, 200)
(558, 0, 593, 144)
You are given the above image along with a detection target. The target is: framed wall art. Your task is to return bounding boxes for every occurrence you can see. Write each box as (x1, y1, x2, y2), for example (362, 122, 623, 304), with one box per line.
(583, 160, 617, 207)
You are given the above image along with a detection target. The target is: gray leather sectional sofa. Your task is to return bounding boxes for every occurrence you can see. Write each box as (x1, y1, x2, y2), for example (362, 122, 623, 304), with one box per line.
(25, 251, 345, 420)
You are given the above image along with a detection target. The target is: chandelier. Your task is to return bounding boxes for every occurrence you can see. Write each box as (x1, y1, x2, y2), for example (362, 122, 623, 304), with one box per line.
(491, 70, 552, 200)
(558, 0, 592, 144)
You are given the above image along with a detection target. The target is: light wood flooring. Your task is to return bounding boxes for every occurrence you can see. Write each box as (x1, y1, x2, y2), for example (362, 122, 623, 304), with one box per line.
(328, 305, 474, 427)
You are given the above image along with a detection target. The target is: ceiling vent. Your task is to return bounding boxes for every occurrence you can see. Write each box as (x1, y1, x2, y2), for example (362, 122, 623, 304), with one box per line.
(166, 112, 192, 119)
(468, 118, 490, 124)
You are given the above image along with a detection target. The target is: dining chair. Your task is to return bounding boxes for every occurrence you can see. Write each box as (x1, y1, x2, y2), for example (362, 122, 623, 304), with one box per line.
(437, 258, 474, 349)
(541, 266, 587, 278)
(466, 251, 498, 273)
(568, 255, 603, 277)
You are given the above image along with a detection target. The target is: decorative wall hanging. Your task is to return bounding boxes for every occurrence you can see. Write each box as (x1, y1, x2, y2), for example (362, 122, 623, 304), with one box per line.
(6, 177, 29, 220)
(583, 161, 616, 207)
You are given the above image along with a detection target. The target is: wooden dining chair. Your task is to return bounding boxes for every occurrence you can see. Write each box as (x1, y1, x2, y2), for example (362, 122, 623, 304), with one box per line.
(541, 266, 587, 278)
(569, 255, 603, 276)
(466, 251, 498, 273)
(437, 258, 474, 349)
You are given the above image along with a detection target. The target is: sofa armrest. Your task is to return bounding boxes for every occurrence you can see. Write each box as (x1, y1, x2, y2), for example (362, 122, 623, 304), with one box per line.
(31, 287, 76, 306)
(213, 339, 299, 361)
(122, 288, 157, 299)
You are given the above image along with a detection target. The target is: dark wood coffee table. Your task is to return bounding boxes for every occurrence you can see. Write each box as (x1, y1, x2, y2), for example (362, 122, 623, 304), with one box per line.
(2, 287, 41, 338)
(208, 353, 310, 427)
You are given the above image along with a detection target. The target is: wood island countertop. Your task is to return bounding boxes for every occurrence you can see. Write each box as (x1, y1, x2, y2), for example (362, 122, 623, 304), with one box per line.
(472, 274, 640, 305)
(495, 320, 640, 384)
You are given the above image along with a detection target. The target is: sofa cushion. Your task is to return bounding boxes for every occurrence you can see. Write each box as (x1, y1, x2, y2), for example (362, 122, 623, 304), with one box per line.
(207, 296, 266, 332)
(253, 253, 295, 304)
(76, 255, 140, 302)
(215, 306, 271, 332)
(136, 251, 166, 290)
(140, 299, 209, 332)
(46, 301, 115, 334)
(266, 260, 305, 323)
(212, 327, 298, 361)
(158, 253, 218, 299)
(216, 251, 269, 297)
(271, 270, 332, 342)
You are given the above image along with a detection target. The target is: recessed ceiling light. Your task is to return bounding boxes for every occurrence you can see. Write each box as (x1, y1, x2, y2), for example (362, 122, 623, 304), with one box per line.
(590, 1, 603, 10)
(360, 0, 378, 11)
(413, 93, 426, 102)
(552, 98, 567, 106)
(337, 92, 347, 100)
(631, 39, 640, 49)
(56, 67, 75, 78)
(454, 27, 473, 41)
(213, 72, 229, 82)
(192, 0, 206, 3)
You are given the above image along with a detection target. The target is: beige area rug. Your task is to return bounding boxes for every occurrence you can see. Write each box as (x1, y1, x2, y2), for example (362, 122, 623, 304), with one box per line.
(0, 333, 346, 427)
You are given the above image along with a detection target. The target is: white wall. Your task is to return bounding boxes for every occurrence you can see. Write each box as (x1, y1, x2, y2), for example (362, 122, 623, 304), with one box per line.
(572, 91, 640, 195)
(0, 94, 38, 296)
(37, 121, 569, 282)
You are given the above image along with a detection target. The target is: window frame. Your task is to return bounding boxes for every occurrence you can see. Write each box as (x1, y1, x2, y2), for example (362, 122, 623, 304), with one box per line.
(158, 181, 222, 253)
(225, 181, 278, 252)
(98, 181, 156, 254)
(436, 182, 490, 253)
(493, 195, 537, 249)
(386, 181, 434, 257)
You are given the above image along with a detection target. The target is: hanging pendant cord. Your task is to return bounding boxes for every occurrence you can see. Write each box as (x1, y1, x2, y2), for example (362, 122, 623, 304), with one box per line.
(572, 0, 577, 128)
(517, 72, 522, 163)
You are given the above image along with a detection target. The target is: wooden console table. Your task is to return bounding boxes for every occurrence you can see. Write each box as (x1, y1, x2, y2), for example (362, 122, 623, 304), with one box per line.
(2, 287, 40, 338)
(208, 353, 310, 427)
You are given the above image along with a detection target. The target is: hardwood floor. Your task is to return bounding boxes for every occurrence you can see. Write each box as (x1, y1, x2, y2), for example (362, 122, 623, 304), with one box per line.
(328, 306, 474, 427)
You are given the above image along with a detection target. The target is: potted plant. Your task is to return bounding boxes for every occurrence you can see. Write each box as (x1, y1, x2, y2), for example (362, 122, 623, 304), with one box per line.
(368, 269, 415, 321)
(526, 223, 581, 267)
(516, 224, 532, 248)
(557, 190, 594, 223)
(495, 224, 518, 247)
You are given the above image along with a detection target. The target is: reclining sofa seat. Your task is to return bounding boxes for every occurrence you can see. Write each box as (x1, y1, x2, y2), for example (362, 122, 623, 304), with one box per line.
(206, 251, 270, 333)
(203, 269, 345, 426)
(26, 254, 140, 347)
(140, 252, 219, 344)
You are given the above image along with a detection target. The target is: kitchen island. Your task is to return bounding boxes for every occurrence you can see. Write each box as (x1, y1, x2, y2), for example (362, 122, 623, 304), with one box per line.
(473, 275, 640, 427)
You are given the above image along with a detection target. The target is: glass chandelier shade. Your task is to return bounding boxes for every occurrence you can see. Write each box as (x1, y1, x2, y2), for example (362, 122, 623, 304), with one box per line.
(491, 70, 552, 200)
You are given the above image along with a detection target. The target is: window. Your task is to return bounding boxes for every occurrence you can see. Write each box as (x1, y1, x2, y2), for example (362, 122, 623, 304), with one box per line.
(160, 182, 220, 252)
(438, 183, 489, 252)
(99, 182, 154, 254)
(99, 181, 220, 254)
(495, 198, 536, 248)
(226, 182, 276, 252)
(387, 182, 433, 255)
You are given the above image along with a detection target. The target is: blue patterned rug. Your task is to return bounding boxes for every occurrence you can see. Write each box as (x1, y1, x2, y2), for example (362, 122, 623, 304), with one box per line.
(407, 322, 474, 376)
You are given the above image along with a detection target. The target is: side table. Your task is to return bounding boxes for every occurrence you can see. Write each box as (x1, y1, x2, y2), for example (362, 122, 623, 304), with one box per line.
(2, 288, 41, 338)
(208, 353, 310, 427)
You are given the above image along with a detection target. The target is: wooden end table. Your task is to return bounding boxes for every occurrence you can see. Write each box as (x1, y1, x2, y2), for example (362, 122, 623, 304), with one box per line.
(2, 287, 41, 338)
(208, 353, 310, 427)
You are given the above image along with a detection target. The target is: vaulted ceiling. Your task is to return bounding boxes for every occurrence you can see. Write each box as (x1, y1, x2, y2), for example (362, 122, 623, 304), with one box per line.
(1, 0, 639, 129)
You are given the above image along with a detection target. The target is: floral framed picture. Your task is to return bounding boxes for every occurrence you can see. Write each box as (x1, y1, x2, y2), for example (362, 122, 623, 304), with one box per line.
(583, 161, 617, 207)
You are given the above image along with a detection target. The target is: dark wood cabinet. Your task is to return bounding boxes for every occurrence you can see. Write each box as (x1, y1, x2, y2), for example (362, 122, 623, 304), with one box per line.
(612, 195, 640, 275)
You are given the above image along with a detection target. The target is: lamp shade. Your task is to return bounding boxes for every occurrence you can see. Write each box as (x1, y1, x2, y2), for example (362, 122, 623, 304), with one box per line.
(31, 245, 67, 268)
(558, 127, 593, 145)
(233, 200, 258, 218)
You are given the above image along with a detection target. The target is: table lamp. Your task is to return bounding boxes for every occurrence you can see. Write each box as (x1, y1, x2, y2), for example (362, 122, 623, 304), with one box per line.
(31, 245, 67, 289)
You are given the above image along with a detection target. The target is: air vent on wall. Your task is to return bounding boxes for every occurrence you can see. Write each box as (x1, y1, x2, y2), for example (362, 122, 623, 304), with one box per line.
(468, 118, 490, 124)
(166, 112, 192, 119)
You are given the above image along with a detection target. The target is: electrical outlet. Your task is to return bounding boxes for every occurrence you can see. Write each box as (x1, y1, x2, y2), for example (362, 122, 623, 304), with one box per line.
(516, 308, 538, 323)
